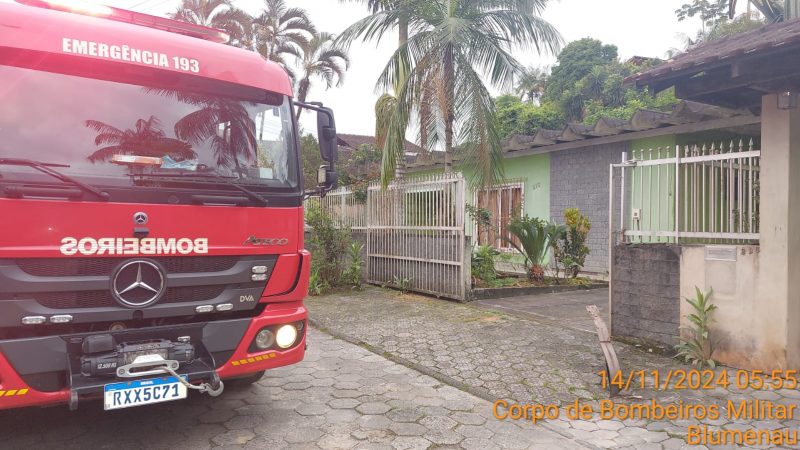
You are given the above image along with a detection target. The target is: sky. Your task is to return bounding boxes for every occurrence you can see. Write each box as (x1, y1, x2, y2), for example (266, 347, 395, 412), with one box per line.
(6, 0, 749, 136)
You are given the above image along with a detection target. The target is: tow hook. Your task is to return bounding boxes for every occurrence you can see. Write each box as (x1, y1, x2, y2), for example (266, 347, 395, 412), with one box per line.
(118, 355, 225, 397)
(161, 363, 225, 397)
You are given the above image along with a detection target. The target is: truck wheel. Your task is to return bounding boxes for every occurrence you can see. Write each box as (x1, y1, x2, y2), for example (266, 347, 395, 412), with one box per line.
(226, 370, 266, 386)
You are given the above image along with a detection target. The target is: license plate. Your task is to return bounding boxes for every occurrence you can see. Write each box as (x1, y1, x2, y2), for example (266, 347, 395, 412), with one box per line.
(103, 376, 187, 410)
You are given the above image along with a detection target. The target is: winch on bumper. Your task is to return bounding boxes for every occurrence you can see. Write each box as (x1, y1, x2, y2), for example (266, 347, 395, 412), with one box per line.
(0, 305, 307, 410)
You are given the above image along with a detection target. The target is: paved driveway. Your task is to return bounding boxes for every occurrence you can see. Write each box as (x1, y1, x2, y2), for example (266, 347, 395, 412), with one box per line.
(308, 287, 800, 449)
(474, 288, 609, 333)
(0, 329, 580, 450)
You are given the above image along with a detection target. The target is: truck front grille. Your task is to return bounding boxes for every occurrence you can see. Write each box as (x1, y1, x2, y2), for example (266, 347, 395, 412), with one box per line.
(32, 285, 227, 309)
(17, 256, 240, 277)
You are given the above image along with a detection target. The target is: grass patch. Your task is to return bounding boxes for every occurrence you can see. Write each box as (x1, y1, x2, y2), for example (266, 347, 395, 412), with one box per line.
(475, 275, 598, 289)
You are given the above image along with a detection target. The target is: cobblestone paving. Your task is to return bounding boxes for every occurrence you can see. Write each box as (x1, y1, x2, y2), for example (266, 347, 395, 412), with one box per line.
(0, 329, 581, 450)
(307, 288, 800, 449)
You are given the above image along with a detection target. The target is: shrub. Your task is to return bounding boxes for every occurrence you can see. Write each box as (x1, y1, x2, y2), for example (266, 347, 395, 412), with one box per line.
(306, 205, 351, 288)
(472, 245, 500, 285)
(506, 215, 564, 282)
(342, 242, 364, 289)
(553, 208, 591, 279)
(675, 287, 717, 368)
(308, 268, 328, 296)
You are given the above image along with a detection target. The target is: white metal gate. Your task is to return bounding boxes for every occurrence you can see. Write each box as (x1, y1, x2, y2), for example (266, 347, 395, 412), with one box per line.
(311, 173, 469, 300)
(608, 140, 761, 247)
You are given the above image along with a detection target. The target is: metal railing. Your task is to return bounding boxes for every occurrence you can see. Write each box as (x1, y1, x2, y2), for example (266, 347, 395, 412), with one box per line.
(613, 140, 760, 244)
(305, 186, 368, 230)
(306, 173, 469, 300)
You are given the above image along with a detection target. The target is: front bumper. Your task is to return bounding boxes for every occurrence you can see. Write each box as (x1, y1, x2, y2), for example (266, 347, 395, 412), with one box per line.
(0, 303, 307, 410)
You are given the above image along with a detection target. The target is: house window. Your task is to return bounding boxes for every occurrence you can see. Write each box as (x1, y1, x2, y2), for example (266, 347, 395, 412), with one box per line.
(476, 183, 524, 250)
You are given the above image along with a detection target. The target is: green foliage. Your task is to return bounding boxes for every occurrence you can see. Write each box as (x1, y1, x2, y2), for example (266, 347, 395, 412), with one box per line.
(306, 205, 352, 289)
(472, 245, 500, 285)
(515, 66, 549, 104)
(706, 14, 764, 40)
(338, 0, 562, 189)
(342, 242, 365, 289)
(675, 0, 728, 33)
(545, 38, 618, 107)
(495, 95, 565, 139)
(675, 287, 718, 368)
(392, 275, 412, 294)
(528, 38, 678, 123)
(582, 89, 678, 125)
(552, 208, 591, 279)
(466, 204, 493, 230)
(506, 215, 564, 282)
(308, 268, 329, 296)
(299, 134, 323, 190)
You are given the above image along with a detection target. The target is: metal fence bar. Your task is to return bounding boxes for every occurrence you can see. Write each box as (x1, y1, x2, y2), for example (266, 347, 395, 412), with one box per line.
(306, 172, 468, 301)
(620, 140, 760, 245)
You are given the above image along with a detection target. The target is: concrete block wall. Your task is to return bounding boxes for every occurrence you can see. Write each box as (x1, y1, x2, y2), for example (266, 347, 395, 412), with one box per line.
(549, 143, 629, 275)
(611, 244, 681, 347)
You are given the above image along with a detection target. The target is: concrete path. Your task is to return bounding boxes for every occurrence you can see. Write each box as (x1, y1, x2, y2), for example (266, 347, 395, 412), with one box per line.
(0, 329, 581, 450)
(308, 287, 800, 449)
(474, 288, 609, 333)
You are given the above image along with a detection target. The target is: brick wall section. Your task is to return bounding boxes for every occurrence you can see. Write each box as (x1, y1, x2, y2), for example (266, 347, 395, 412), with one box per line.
(611, 244, 681, 346)
(549, 143, 629, 274)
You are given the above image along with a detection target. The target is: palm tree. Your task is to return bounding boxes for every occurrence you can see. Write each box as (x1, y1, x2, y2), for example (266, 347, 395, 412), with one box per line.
(295, 32, 350, 122)
(85, 116, 195, 163)
(251, 0, 316, 81)
(170, 0, 252, 47)
(515, 66, 549, 104)
(339, 0, 417, 180)
(339, 0, 562, 188)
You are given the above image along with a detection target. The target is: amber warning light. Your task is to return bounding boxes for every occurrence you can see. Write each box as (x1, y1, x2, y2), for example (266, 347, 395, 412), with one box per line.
(14, 0, 231, 43)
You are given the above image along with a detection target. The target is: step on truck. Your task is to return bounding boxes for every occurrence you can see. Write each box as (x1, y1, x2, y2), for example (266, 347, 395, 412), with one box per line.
(0, 0, 339, 410)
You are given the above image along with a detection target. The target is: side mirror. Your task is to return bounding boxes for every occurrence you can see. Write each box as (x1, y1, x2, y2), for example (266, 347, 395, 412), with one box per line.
(318, 165, 338, 189)
(316, 106, 337, 163)
(295, 100, 339, 195)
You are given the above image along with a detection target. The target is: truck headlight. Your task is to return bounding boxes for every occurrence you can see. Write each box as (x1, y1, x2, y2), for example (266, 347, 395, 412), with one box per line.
(275, 324, 298, 349)
(254, 329, 275, 350)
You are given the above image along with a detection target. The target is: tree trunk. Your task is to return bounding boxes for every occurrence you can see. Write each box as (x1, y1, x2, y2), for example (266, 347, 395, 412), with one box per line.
(295, 78, 310, 123)
(443, 45, 455, 173)
(398, 13, 409, 45)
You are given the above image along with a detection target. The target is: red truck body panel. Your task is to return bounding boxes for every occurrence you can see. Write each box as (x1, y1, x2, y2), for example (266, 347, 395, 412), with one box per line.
(0, 1, 312, 410)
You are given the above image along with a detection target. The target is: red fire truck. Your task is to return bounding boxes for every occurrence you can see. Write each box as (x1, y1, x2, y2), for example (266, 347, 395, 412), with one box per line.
(0, 0, 338, 410)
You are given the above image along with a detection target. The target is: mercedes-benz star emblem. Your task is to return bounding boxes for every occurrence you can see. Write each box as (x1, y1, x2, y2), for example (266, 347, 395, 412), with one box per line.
(111, 260, 166, 308)
(133, 212, 149, 225)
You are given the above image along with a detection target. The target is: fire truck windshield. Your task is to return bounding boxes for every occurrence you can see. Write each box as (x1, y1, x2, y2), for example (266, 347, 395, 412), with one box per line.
(0, 64, 299, 198)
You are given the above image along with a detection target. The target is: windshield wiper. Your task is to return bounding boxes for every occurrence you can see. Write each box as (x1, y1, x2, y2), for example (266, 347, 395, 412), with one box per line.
(0, 158, 110, 201)
(134, 171, 269, 206)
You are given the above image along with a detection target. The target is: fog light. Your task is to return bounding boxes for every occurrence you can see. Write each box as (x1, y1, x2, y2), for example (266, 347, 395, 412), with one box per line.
(275, 324, 298, 349)
(252, 274, 268, 281)
(252, 266, 268, 274)
(21, 316, 46, 325)
(254, 329, 275, 350)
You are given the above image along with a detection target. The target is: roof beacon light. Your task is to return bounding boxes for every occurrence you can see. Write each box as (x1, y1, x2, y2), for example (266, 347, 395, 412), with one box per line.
(14, 0, 230, 43)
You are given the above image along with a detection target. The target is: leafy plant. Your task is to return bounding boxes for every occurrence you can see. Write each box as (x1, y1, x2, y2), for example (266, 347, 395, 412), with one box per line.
(342, 242, 365, 289)
(308, 268, 328, 296)
(306, 205, 352, 287)
(472, 245, 500, 285)
(552, 208, 591, 279)
(392, 275, 412, 294)
(466, 204, 493, 230)
(506, 215, 564, 283)
(675, 287, 717, 368)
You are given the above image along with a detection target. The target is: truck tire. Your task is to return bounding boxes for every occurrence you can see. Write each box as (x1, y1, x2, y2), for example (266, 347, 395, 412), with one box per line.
(227, 370, 266, 386)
